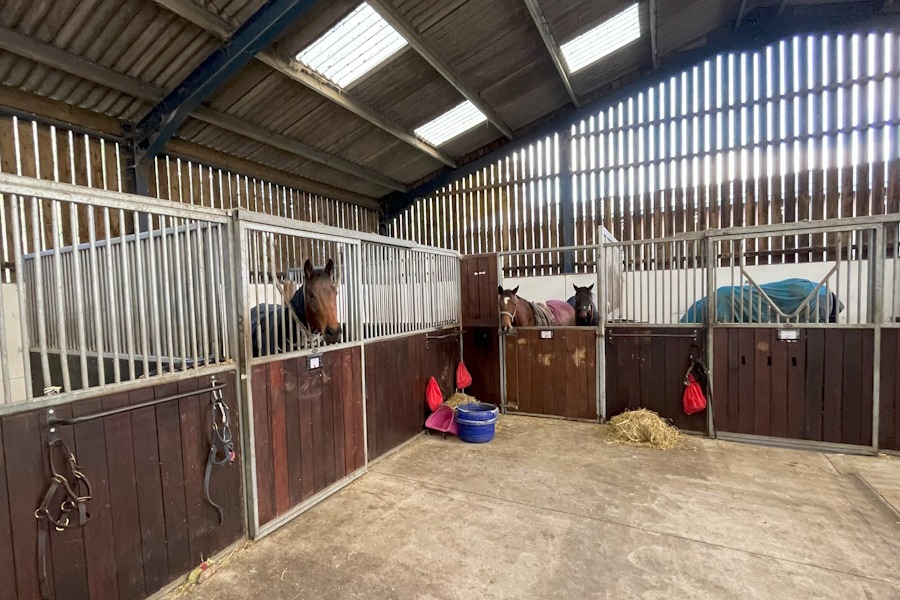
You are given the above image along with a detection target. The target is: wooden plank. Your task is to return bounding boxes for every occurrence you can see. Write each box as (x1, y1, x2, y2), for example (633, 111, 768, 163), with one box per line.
(884, 329, 900, 450)
(838, 329, 863, 446)
(584, 331, 598, 420)
(737, 328, 755, 434)
(282, 358, 304, 506)
(364, 348, 378, 461)
(178, 378, 216, 563)
(712, 329, 728, 432)
(129, 387, 168, 592)
(770, 336, 789, 438)
(331, 350, 347, 481)
(268, 360, 290, 516)
(805, 329, 826, 441)
(340, 350, 356, 475)
(604, 335, 620, 419)
(753, 329, 771, 436)
(46, 404, 90, 600)
(858, 330, 874, 447)
(310, 361, 327, 492)
(786, 331, 807, 440)
(0, 419, 19, 600)
(250, 364, 275, 525)
(822, 329, 844, 443)
(3, 410, 50, 600)
(103, 392, 146, 599)
(152, 383, 192, 581)
(653, 334, 670, 422)
(297, 358, 317, 499)
(351, 348, 365, 470)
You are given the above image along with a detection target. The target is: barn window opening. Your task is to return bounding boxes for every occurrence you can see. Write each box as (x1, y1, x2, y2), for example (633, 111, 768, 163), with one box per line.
(414, 101, 489, 146)
(295, 2, 407, 88)
(560, 3, 641, 74)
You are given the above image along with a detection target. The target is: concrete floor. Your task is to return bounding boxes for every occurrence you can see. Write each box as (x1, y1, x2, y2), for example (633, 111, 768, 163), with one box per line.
(178, 417, 900, 600)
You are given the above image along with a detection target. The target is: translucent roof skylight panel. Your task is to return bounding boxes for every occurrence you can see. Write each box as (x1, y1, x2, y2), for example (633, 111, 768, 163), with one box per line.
(560, 3, 641, 74)
(414, 101, 489, 147)
(295, 2, 408, 88)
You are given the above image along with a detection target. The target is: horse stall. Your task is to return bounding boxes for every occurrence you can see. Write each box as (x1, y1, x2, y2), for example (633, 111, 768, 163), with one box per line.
(0, 175, 244, 600)
(709, 222, 883, 452)
(233, 210, 461, 538)
(602, 235, 711, 433)
(0, 165, 463, 597)
(461, 232, 622, 421)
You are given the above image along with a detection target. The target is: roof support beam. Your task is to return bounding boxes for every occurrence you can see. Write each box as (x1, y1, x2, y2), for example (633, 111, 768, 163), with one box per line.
(0, 24, 404, 194)
(521, 0, 579, 107)
(135, 0, 322, 160)
(366, 0, 514, 139)
(153, 0, 456, 168)
(649, 0, 660, 69)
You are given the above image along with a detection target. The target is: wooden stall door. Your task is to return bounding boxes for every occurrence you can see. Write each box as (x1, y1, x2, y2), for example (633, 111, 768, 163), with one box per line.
(605, 328, 708, 433)
(250, 348, 365, 530)
(504, 328, 598, 420)
(365, 332, 459, 460)
(460, 254, 498, 326)
(713, 327, 874, 446)
(0, 372, 243, 600)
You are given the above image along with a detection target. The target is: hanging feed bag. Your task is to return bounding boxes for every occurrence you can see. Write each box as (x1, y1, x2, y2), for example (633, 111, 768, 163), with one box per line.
(683, 372, 707, 415)
(426, 376, 444, 412)
(456, 361, 473, 390)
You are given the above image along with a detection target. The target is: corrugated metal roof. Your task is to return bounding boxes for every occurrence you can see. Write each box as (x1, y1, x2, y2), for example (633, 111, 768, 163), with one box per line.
(0, 0, 823, 204)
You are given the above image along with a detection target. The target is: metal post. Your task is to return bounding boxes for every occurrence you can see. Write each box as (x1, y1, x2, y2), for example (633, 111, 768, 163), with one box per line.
(872, 224, 884, 451)
(705, 235, 717, 438)
(497, 252, 508, 414)
(597, 232, 606, 422)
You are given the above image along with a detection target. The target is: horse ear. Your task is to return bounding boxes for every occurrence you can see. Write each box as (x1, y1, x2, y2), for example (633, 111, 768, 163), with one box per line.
(498, 286, 504, 296)
(324, 258, 335, 278)
(573, 284, 579, 292)
(588, 283, 594, 291)
(303, 259, 314, 281)
(512, 286, 519, 295)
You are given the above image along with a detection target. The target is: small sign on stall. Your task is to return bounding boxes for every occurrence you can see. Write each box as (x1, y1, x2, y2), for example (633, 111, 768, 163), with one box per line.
(308, 354, 322, 369)
(540, 330, 553, 339)
(777, 329, 800, 342)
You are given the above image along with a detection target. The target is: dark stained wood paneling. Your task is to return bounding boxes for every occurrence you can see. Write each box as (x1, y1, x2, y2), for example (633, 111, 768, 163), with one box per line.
(506, 328, 597, 420)
(461, 254, 498, 326)
(0, 372, 243, 600)
(461, 327, 501, 407)
(714, 327, 874, 446)
(881, 329, 900, 451)
(365, 332, 459, 460)
(0, 420, 19, 600)
(605, 327, 707, 432)
(250, 347, 364, 527)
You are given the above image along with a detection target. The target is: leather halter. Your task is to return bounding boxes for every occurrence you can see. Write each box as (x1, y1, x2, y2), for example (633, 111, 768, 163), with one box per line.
(499, 299, 517, 323)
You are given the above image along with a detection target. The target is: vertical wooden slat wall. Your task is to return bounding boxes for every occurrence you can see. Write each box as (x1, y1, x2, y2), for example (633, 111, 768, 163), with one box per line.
(0, 116, 380, 284)
(391, 32, 900, 269)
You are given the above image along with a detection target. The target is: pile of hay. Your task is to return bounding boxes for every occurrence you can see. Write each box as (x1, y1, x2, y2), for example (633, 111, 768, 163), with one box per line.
(606, 409, 682, 450)
(445, 391, 477, 408)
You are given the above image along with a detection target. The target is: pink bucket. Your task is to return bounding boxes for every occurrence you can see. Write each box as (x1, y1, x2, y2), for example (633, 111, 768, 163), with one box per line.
(425, 404, 459, 436)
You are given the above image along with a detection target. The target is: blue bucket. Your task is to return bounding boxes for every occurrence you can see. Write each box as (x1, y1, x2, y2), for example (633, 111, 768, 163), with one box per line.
(455, 414, 498, 443)
(455, 402, 499, 422)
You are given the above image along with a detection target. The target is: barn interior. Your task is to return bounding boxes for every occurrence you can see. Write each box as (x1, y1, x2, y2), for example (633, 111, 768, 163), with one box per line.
(0, 0, 899, 599)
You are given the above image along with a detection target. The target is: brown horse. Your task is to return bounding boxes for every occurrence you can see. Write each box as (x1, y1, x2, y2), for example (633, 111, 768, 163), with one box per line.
(498, 286, 576, 334)
(252, 258, 342, 356)
(289, 258, 342, 343)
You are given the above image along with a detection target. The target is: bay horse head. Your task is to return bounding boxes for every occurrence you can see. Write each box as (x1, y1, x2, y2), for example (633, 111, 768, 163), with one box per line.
(304, 259, 342, 344)
(498, 285, 521, 335)
(572, 284, 596, 326)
